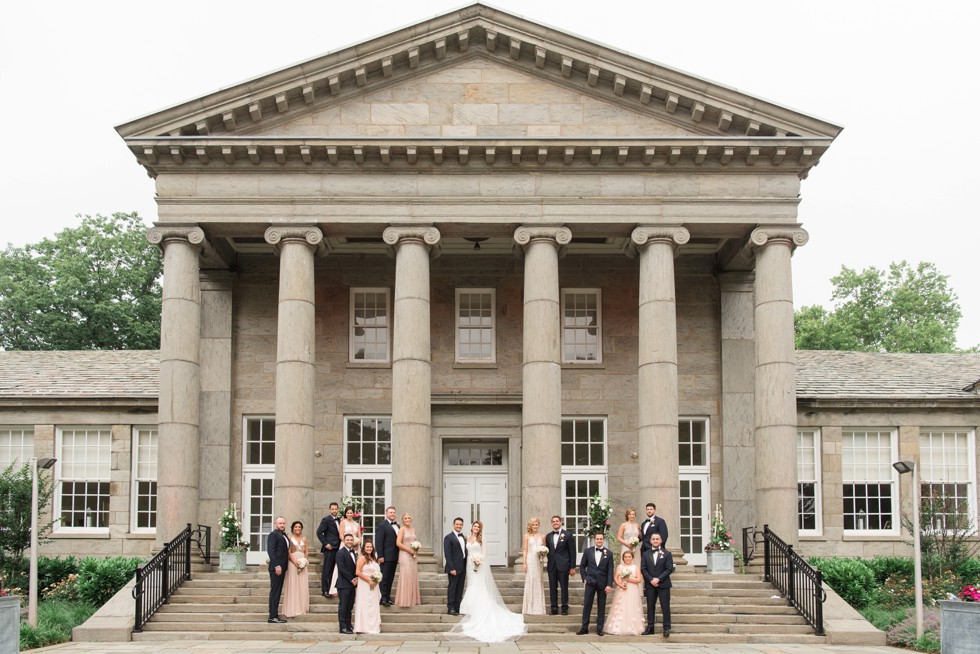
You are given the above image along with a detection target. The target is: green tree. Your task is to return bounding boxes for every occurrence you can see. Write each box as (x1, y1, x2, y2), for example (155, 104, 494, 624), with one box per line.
(0, 212, 162, 350)
(795, 261, 971, 353)
(0, 462, 55, 584)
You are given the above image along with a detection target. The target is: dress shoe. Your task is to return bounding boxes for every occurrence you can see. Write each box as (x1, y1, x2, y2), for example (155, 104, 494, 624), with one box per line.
(340, 628, 353, 634)
(597, 630, 604, 636)
(267, 617, 286, 624)
(561, 609, 568, 615)
(576, 628, 588, 635)
(663, 628, 671, 638)
(550, 609, 559, 615)
(642, 628, 655, 635)
(448, 610, 459, 616)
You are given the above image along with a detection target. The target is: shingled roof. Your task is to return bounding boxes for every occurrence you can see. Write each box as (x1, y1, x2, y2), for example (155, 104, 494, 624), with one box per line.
(0, 350, 158, 399)
(796, 350, 980, 401)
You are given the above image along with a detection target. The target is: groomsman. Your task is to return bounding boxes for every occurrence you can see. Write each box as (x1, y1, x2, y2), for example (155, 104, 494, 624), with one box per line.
(444, 517, 467, 615)
(546, 515, 577, 615)
(374, 505, 400, 606)
(316, 502, 341, 597)
(335, 533, 358, 634)
(639, 502, 669, 552)
(577, 532, 614, 636)
(641, 532, 673, 637)
(266, 516, 289, 624)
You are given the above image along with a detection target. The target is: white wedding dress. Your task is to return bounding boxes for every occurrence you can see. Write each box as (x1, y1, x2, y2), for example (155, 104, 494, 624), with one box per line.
(447, 540, 526, 642)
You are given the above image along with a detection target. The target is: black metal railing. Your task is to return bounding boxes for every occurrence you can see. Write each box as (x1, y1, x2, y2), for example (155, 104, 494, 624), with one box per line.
(133, 523, 212, 632)
(758, 524, 826, 635)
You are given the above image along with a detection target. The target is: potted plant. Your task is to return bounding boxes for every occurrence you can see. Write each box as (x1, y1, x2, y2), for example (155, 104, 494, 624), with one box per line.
(586, 494, 612, 545)
(704, 504, 739, 574)
(0, 584, 20, 650)
(218, 503, 249, 573)
(940, 584, 980, 653)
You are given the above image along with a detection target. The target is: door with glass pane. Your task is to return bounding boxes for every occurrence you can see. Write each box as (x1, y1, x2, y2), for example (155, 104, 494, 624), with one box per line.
(678, 418, 710, 566)
(243, 472, 275, 564)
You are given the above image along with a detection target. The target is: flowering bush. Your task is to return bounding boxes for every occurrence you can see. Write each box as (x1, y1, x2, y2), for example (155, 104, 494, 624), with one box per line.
(43, 573, 80, 602)
(885, 607, 941, 650)
(704, 504, 735, 552)
(219, 503, 248, 552)
(586, 494, 612, 539)
(959, 584, 980, 602)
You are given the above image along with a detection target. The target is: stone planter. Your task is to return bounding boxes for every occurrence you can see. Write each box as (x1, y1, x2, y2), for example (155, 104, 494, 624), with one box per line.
(0, 595, 20, 654)
(940, 600, 980, 653)
(218, 550, 247, 573)
(706, 550, 735, 574)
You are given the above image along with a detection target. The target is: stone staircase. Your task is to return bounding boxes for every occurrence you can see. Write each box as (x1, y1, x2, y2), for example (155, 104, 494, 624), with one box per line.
(133, 556, 826, 644)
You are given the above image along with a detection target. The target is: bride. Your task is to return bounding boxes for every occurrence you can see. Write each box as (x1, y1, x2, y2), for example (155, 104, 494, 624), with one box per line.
(447, 520, 526, 642)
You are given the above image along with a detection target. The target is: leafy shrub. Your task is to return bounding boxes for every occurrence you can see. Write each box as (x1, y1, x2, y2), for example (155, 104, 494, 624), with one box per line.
(879, 569, 960, 608)
(866, 556, 914, 585)
(43, 573, 79, 602)
(810, 557, 875, 608)
(955, 557, 980, 584)
(38, 555, 79, 593)
(19, 599, 98, 650)
(76, 556, 142, 606)
(885, 607, 941, 651)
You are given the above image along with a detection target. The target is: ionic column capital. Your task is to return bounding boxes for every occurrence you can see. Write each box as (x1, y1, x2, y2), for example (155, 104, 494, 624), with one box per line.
(749, 226, 809, 251)
(631, 225, 690, 249)
(264, 225, 325, 254)
(513, 225, 572, 249)
(383, 225, 441, 248)
(147, 225, 206, 251)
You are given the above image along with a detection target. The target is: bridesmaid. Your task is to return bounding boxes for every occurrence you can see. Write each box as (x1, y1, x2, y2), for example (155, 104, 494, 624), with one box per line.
(616, 507, 641, 553)
(521, 517, 546, 615)
(353, 540, 382, 634)
(394, 513, 421, 607)
(282, 520, 310, 618)
(603, 550, 644, 635)
(340, 506, 361, 552)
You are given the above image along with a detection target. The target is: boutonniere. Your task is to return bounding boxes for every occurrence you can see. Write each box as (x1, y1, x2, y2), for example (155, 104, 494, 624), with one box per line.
(601, 549, 608, 559)
(559, 533, 565, 542)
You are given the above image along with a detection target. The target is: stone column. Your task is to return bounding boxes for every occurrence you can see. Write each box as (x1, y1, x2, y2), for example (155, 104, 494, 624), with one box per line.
(751, 226, 808, 544)
(631, 225, 689, 546)
(199, 270, 234, 530)
(147, 225, 206, 546)
(514, 226, 571, 527)
(383, 226, 441, 545)
(719, 271, 756, 538)
(265, 225, 323, 526)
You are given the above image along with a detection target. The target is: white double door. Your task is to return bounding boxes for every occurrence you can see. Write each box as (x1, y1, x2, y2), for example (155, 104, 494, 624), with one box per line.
(443, 473, 508, 566)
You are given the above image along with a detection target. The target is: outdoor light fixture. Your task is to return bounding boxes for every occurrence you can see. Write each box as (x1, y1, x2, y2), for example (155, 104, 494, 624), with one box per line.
(893, 459, 923, 640)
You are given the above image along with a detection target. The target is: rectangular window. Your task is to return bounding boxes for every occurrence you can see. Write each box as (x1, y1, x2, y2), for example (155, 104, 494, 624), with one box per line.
(678, 419, 709, 468)
(842, 429, 897, 533)
(797, 429, 822, 534)
(350, 289, 390, 362)
(921, 429, 976, 533)
(455, 289, 495, 363)
(346, 475, 391, 537)
(346, 418, 392, 466)
(560, 418, 606, 468)
(344, 417, 393, 538)
(245, 417, 276, 466)
(562, 289, 601, 363)
(562, 475, 607, 554)
(57, 427, 111, 531)
(131, 427, 158, 532)
(0, 427, 34, 469)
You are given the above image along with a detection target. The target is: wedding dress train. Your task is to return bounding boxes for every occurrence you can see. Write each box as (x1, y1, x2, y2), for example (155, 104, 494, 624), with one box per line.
(447, 541, 526, 642)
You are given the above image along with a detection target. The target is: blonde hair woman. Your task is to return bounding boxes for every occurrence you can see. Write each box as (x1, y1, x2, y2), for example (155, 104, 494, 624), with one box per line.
(394, 513, 421, 607)
(521, 517, 546, 614)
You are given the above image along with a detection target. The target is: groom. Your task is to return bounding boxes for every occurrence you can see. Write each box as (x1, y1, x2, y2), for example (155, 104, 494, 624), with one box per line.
(444, 517, 467, 615)
(577, 531, 614, 636)
(546, 515, 577, 615)
(374, 505, 399, 606)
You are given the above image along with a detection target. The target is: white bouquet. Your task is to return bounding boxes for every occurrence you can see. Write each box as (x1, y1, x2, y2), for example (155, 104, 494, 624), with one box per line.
(627, 536, 640, 549)
(619, 568, 632, 581)
(297, 557, 308, 571)
(471, 553, 485, 570)
(536, 545, 549, 562)
(410, 540, 421, 554)
(369, 571, 383, 585)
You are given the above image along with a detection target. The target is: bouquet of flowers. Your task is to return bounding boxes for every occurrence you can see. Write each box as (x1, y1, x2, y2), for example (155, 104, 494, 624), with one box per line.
(619, 568, 633, 581)
(471, 553, 485, 570)
(297, 557, 308, 572)
(586, 494, 612, 539)
(627, 536, 640, 549)
(219, 503, 249, 552)
(959, 585, 980, 602)
(410, 540, 421, 554)
(536, 545, 549, 563)
(369, 571, 383, 585)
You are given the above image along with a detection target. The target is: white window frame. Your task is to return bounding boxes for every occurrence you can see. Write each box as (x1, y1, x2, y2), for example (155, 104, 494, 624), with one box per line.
(678, 417, 710, 473)
(242, 416, 275, 563)
(343, 416, 393, 537)
(920, 428, 976, 535)
(455, 288, 496, 363)
(842, 428, 899, 535)
(560, 417, 608, 471)
(561, 288, 602, 364)
(349, 288, 391, 363)
(130, 427, 158, 534)
(242, 415, 276, 471)
(55, 426, 112, 534)
(0, 426, 34, 469)
(561, 417, 608, 551)
(797, 428, 823, 535)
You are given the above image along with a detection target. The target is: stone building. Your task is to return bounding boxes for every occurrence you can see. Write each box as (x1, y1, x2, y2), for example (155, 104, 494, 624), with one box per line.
(12, 5, 971, 566)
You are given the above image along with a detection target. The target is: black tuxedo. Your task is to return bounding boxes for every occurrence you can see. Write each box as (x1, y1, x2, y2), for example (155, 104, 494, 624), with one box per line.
(640, 514, 669, 551)
(316, 514, 341, 594)
(443, 529, 467, 612)
(641, 547, 673, 632)
(335, 546, 358, 631)
(546, 528, 577, 613)
(579, 545, 614, 632)
(374, 518, 400, 603)
(266, 528, 290, 620)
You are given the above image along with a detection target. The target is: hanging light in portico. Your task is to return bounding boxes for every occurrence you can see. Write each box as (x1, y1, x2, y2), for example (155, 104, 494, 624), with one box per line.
(464, 237, 488, 250)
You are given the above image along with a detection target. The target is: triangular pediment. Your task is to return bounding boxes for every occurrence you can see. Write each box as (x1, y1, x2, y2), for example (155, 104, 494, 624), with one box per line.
(117, 4, 840, 142)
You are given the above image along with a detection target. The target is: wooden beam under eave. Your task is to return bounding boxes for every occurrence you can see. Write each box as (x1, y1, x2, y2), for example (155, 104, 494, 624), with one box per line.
(275, 147, 286, 164)
(746, 147, 759, 165)
(486, 146, 496, 165)
(694, 147, 707, 165)
(327, 147, 338, 164)
(303, 84, 315, 104)
(276, 93, 289, 113)
(511, 147, 521, 165)
(720, 147, 733, 165)
(247, 146, 260, 165)
(746, 121, 760, 136)
(458, 146, 469, 164)
(486, 31, 497, 52)
(799, 147, 814, 165)
(249, 102, 262, 122)
(433, 146, 443, 164)
(328, 75, 341, 94)
(538, 147, 548, 165)
(143, 147, 157, 164)
(564, 146, 575, 165)
(617, 146, 628, 164)
(509, 37, 522, 60)
(380, 146, 391, 164)
(639, 84, 652, 104)
(353, 146, 364, 164)
(170, 146, 183, 164)
(195, 120, 209, 136)
(668, 147, 681, 164)
(613, 75, 625, 96)
(590, 147, 601, 165)
(406, 146, 417, 164)
(718, 111, 732, 132)
(642, 147, 655, 165)
(771, 147, 786, 165)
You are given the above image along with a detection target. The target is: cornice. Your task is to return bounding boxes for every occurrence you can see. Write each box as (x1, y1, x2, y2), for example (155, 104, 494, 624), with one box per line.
(126, 136, 830, 177)
(115, 5, 841, 147)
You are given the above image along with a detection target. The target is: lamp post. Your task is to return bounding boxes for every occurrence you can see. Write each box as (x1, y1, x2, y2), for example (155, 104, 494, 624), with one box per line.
(29, 456, 57, 628)
(893, 459, 922, 640)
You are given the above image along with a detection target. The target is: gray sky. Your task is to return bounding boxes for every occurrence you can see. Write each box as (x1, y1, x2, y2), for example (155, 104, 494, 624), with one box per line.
(1, 1, 977, 348)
